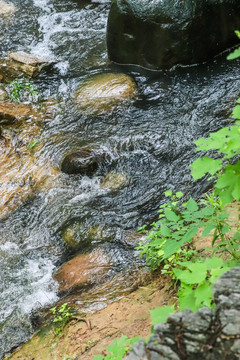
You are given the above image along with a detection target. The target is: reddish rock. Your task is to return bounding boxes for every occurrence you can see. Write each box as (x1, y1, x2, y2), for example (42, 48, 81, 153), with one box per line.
(54, 249, 111, 293)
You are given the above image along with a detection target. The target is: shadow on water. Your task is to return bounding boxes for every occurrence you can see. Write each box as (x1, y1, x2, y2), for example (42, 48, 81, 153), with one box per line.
(0, 0, 240, 357)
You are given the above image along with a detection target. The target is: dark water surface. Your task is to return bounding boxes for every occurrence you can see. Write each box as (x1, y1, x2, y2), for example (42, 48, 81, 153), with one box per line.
(1, 0, 240, 357)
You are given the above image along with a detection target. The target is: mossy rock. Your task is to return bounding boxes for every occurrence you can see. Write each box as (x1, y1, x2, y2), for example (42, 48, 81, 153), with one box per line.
(62, 223, 113, 250)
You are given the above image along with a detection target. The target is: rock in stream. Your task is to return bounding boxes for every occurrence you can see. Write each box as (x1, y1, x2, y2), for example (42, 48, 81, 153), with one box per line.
(107, 0, 240, 69)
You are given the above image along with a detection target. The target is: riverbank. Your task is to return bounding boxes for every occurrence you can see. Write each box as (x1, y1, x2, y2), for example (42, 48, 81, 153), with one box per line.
(6, 273, 175, 360)
(6, 201, 240, 360)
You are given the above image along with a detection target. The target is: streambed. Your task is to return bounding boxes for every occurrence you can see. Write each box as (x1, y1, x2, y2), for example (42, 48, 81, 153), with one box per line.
(0, 0, 240, 357)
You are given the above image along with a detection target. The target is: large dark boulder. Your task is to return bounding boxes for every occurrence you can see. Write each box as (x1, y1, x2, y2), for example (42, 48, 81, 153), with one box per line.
(107, 0, 240, 70)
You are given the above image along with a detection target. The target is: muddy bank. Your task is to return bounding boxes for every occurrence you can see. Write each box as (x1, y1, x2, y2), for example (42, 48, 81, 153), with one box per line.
(5, 275, 175, 360)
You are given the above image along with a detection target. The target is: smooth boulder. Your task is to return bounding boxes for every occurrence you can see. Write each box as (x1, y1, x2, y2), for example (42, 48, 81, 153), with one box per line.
(54, 249, 111, 293)
(107, 0, 240, 70)
(74, 72, 137, 114)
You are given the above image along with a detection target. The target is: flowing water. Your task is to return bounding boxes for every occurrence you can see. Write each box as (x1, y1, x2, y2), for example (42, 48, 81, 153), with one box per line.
(1, 0, 240, 357)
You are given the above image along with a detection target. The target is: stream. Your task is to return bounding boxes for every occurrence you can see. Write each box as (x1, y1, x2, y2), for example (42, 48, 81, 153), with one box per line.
(1, 0, 240, 357)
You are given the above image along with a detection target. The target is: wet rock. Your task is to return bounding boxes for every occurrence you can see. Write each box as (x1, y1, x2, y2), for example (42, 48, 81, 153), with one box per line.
(0, 104, 60, 219)
(124, 267, 240, 360)
(74, 72, 137, 115)
(107, 0, 240, 70)
(100, 171, 130, 190)
(0, 102, 33, 124)
(61, 146, 110, 176)
(8, 52, 50, 67)
(62, 223, 113, 250)
(0, 52, 52, 80)
(0, 1, 15, 16)
(54, 249, 111, 293)
(0, 86, 8, 101)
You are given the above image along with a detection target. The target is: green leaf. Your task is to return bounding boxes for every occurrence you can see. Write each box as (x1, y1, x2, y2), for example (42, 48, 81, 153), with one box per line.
(150, 305, 175, 325)
(204, 257, 223, 270)
(164, 190, 172, 197)
(227, 46, 240, 60)
(27, 139, 39, 150)
(181, 226, 198, 243)
(190, 157, 222, 180)
(178, 285, 198, 312)
(194, 282, 213, 308)
(202, 222, 216, 236)
(173, 263, 207, 284)
(209, 267, 231, 284)
(160, 224, 171, 237)
(162, 237, 186, 259)
(235, 30, 240, 39)
(215, 161, 240, 203)
(176, 192, 184, 198)
(232, 105, 240, 119)
(164, 209, 179, 222)
(186, 197, 198, 212)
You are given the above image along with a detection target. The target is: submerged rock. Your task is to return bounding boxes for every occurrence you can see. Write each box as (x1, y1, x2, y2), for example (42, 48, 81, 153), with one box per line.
(62, 223, 113, 250)
(0, 52, 52, 80)
(61, 146, 110, 176)
(0, 1, 15, 16)
(107, 0, 240, 70)
(54, 249, 111, 293)
(100, 171, 130, 190)
(74, 73, 137, 115)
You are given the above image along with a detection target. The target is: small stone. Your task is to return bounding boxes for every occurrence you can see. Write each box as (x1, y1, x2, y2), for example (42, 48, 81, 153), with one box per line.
(100, 171, 130, 190)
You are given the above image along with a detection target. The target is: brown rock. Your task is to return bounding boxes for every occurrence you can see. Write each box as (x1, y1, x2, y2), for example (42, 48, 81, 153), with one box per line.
(0, 53, 52, 80)
(0, 103, 60, 219)
(74, 73, 137, 115)
(0, 102, 33, 124)
(54, 249, 111, 293)
(8, 52, 50, 66)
